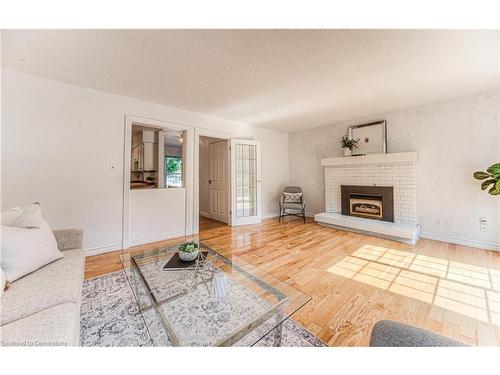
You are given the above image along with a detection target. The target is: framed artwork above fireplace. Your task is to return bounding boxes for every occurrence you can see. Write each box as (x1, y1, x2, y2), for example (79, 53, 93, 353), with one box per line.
(348, 120, 387, 155)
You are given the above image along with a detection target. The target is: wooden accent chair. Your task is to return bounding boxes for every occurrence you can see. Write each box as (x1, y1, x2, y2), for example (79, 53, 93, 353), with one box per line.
(278, 186, 306, 223)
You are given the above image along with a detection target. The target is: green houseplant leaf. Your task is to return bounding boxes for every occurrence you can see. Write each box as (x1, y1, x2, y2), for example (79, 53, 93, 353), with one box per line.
(473, 171, 491, 180)
(486, 163, 500, 176)
(488, 185, 500, 195)
(493, 180, 500, 195)
(474, 163, 500, 196)
(481, 179, 496, 190)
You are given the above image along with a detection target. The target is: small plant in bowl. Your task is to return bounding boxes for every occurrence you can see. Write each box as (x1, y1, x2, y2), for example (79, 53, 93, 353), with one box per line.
(178, 241, 199, 261)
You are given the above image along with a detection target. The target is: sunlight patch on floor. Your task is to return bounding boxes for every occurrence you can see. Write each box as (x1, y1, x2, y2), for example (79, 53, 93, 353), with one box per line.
(327, 244, 500, 326)
(488, 269, 500, 291)
(488, 290, 500, 325)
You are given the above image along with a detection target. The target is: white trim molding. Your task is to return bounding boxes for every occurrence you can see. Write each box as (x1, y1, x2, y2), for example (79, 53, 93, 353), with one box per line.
(321, 152, 418, 167)
(128, 230, 187, 248)
(420, 232, 500, 252)
(84, 230, 188, 257)
(84, 242, 122, 257)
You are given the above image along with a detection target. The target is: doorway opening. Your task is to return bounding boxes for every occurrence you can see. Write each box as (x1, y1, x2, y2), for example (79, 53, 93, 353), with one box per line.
(199, 136, 230, 230)
(195, 133, 262, 234)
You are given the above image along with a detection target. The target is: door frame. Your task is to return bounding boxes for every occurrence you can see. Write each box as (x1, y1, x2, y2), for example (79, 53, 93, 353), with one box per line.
(193, 128, 232, 233)
(122, 115, 194, 249)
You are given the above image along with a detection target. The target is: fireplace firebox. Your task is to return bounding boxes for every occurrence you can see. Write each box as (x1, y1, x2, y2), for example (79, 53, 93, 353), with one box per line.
(341, 185, 394, 222)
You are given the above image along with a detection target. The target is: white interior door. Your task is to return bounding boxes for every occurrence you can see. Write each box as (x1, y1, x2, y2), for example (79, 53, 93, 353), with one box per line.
(230, 139, 261, 226)
(209, 140, 230, 224)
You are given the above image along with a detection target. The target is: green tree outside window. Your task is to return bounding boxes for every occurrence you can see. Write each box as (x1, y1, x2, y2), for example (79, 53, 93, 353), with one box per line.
(166, 156, 183, 187)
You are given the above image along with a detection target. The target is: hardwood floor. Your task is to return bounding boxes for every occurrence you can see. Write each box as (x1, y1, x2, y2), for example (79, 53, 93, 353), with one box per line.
(85, 215, 500, 346)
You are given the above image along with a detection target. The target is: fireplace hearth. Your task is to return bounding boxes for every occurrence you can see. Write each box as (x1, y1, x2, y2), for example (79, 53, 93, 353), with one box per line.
(341, 185, 394, 222)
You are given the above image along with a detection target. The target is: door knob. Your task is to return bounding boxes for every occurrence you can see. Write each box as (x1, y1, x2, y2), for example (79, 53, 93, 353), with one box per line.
(208, 179, 212, 184)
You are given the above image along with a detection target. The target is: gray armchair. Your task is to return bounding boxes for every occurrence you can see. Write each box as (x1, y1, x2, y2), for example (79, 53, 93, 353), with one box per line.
(279, 186, 306, 223)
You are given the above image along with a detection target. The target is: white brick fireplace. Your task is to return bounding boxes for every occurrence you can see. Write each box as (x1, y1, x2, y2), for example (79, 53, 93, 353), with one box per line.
(314, 152, 421, 244)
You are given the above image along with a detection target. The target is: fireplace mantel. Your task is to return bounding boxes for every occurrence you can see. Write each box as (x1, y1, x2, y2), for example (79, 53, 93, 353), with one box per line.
(321, 152, 418, 167)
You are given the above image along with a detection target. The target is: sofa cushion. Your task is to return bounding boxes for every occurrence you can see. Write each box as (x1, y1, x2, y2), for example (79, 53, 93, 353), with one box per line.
(0, 303, 80, 346)
(282, 202, 303, 209)
(0, 249, 84, 325)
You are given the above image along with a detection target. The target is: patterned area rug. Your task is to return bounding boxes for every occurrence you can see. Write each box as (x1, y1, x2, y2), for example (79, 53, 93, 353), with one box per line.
(80, 270, 326, 347)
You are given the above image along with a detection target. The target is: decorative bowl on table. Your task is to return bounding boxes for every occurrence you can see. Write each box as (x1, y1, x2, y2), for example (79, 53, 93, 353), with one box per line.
(178, 241, 199, 261)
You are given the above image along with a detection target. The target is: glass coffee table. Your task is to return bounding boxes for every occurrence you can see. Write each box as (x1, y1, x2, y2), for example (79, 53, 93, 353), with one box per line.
(120, 238, 311, 347)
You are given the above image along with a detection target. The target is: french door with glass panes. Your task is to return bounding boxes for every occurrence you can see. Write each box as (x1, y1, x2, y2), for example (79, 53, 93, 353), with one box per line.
(230, 139, 261, 226)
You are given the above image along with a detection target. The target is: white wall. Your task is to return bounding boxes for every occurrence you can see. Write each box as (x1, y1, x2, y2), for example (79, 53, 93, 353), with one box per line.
(290, 90, 500, 250)
(129, 188, 186, 246)
(1, 69, 289, 253)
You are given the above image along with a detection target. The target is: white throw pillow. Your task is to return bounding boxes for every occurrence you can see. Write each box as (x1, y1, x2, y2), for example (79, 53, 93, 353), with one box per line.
(0, 204, 63, 282)
(1, 207, 22, 226)
(12, 203, 47, 228)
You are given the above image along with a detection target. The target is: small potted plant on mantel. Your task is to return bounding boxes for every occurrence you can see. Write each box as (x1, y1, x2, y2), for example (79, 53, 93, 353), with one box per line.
(178, 241, 200, 261)
(340, 135, 360, 157)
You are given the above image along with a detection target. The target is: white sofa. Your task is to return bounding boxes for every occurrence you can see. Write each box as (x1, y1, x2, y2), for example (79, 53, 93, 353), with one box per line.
(0, 229, 84, 346)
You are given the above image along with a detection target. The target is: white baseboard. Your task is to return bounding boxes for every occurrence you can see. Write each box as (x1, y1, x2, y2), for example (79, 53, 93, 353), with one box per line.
(128, 230, 186, 248)
(84, 230, 186, 257)
(199, 210, 228, 224)
(262, 213, 278, 219)
(84, 242, 122, 256)
(262, 211, 314, 220)
(420, 232, 500, 252)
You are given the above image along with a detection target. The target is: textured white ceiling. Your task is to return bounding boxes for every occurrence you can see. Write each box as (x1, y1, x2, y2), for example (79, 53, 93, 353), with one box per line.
(2, 29, 498, 133)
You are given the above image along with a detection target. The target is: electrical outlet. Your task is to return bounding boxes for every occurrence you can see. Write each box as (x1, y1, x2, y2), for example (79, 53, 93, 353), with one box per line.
(480, 217, 488, 232)
(433, 217, 440, 225)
